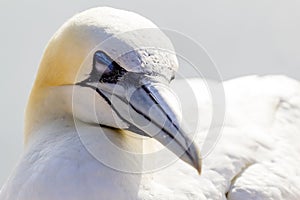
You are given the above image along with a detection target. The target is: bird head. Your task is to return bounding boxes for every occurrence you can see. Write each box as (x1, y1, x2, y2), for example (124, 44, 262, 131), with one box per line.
(26, 7, 201, 174)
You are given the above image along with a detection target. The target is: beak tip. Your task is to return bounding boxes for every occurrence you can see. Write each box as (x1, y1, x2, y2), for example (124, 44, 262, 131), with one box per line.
(194, 151, 202, 175)
(196, 161, 202, 175)
(183, 143, 202, 175)
(190, 144, 202, 175)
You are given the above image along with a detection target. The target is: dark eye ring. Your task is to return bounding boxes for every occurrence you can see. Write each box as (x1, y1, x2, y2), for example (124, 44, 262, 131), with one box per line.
(92, 51, 127, 83)
(93, 51, 116, 73)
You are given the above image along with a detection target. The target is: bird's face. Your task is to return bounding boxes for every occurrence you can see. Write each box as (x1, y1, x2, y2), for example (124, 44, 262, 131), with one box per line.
(29, 7, 201, 173)
(72, 48, 201, 173)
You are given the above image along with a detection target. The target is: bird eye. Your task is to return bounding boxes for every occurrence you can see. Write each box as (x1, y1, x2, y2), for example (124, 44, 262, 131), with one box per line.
(92, 51, 127, 83)
(93, 51, 115, 74)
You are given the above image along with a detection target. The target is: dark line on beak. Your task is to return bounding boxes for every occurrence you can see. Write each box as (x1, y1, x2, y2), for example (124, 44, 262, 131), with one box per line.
(126, 101, 175, 139)
(141, 84, 190, 148)
(77, 82, 150, 137)
(140, 84, 197, 165)
(126, 100, 196, 167)
(76, 82, 138, 132)
(94, 87, 150, 136)
(124, 97, 196, 166)
(141, 85, 177, 128)
(76, 82, 196, 166)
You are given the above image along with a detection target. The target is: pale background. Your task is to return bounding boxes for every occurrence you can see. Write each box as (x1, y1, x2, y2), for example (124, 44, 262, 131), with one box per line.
(0, 0, 299, 187)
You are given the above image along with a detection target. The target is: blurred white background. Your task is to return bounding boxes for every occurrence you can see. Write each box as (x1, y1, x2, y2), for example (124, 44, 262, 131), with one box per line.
(0, 0, 299, 187)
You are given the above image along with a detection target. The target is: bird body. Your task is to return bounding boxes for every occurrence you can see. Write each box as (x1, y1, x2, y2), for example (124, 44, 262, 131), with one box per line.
(1, 7, 300, 200)
(1, 125, 144, 200)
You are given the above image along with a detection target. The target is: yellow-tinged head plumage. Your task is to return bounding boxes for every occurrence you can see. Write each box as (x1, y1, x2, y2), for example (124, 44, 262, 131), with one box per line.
(25, 7, 201, 174)
(33, 7, 177, 88)
(26, 7, 178, 135)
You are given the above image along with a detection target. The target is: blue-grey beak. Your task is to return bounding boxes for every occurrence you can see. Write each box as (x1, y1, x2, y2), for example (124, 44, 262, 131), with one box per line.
(99, 78, 202, 174)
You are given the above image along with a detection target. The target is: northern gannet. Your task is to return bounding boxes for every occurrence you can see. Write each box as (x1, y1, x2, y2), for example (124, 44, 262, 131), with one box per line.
(0, 7, 201, 200)
(1, 7, 300, 200)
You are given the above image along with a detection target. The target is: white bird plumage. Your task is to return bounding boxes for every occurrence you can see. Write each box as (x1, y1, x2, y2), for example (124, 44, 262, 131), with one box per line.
(1, 7, 300, 200)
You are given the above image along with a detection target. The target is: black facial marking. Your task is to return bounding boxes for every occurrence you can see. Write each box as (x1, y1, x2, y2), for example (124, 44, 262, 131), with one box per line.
(75, 51, 194, 160)
(89, 51, 127, 84)
(76, 81, 150, 137)
(77, 80, 194, 163)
